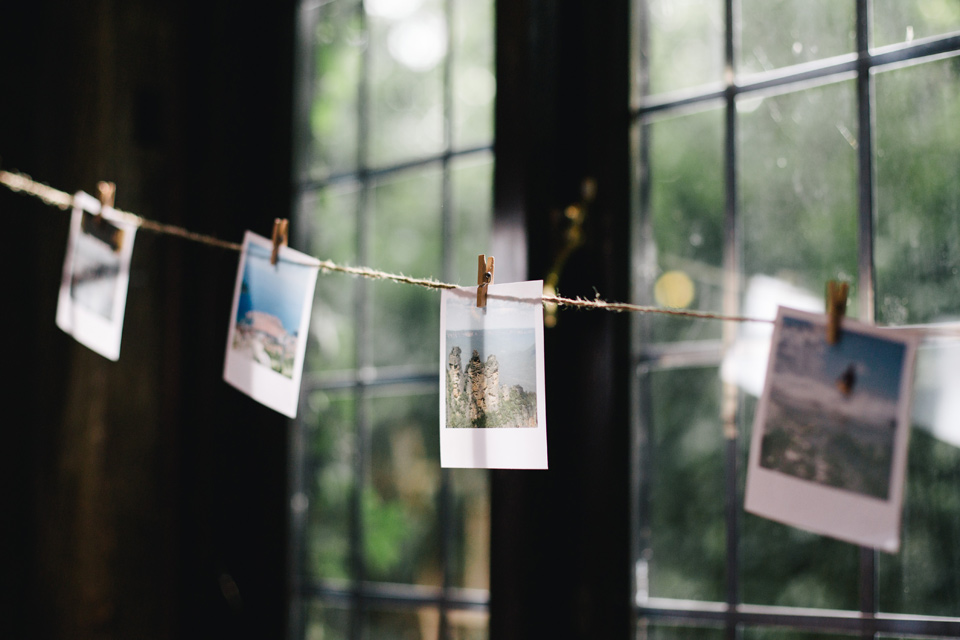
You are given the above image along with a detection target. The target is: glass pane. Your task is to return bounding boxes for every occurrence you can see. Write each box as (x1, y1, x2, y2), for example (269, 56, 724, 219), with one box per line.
(738, 0, 855, 76)
(643, 0, 724, 95)
(878, 428, 960, 616)
(448, 609, 488, 640)
(644, 367, 725, 601)
(367, 0, 445, 167)
(362, 605, 436, 640)
(301, 185, 359, 373)
(873, 0, 960, 48)
(453, 0, 495, 149)
(304, 390, 357, 580)
(451, 154, 494, 286)
(304, 600, 351, 640)
(450, 468, 490, 590)
(308, 0, 362, 180)
(874, 57, 960, 326)
(738, 393, 859, 609)
(638, 621, 726, 640)
(739, 82, 859, 311)
(369, 168, 443, 368)
(742, 628, 857, 640)
(641, 108, 725, 342)
(363, 391, 442, 585)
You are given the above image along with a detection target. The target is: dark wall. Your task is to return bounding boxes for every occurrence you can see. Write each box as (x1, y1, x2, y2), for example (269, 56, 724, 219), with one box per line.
(2, 2, 295, 638)
(492, 1, 634, 638)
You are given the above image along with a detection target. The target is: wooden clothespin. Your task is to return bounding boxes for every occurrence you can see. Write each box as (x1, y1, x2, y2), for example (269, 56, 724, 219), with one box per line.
(271, 218, 289, 265)
(476, 254, 494, 307)
(825, 280, 849, 344)
(97, 181, 116, 216)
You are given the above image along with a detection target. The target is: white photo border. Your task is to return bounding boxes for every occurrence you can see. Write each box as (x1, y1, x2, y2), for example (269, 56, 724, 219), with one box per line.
(440, 280, 548, 469)
(744, 306, 920, 552)
(223, 230, 320, 418)
(56, 191, 138, 361)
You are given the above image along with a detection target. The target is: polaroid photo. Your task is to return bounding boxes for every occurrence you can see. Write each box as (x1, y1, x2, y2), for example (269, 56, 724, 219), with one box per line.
(440, 280, 548, 469)
(223, 231, 320, 418)
(56, 191, 138, 361)
(745, 306, 920, 552)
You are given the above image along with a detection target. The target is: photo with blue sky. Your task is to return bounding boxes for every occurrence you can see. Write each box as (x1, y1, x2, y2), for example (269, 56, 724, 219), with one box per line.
(236, 243, 314, 335)
(759, 314, 908, 500)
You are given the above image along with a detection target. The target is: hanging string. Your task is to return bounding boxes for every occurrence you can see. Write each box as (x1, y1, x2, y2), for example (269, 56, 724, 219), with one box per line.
(5, 168, 957, 334)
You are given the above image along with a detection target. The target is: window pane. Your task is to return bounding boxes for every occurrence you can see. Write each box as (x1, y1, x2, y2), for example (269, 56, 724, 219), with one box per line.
(364, 391, 442, 585)
(638, 622, 726, 640)
(874, 57, 960, 326)
(453, 0, 495, 149)
(644, 367, 725, 601)
(878, 429, 960, 616)
(304, 390, 357, 580)
(741, 628, 857, 640)
(362, 605, 436, 640)
(448, 609, 488, 640)
(301, 185, 359, 373)
(641, 108, 725, 342)
(738, 0, 855, 76)
(872, 0, 960, 48)
(369, 168, 443, 368)
(450, 469, 490, 590)
(307, 0, 362, 180)
(304, 600, 351, 640)
(739, 82, 859, 309)
(738, 393, 859, 609)
(367, 0, 445, 167)
(451, 154, 494, 286)
(643, 0, 724, 96)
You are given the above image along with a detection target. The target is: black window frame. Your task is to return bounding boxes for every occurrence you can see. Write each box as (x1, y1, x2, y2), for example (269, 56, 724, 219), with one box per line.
(289, 1, 495, 639)
(632, 1, 960, 638)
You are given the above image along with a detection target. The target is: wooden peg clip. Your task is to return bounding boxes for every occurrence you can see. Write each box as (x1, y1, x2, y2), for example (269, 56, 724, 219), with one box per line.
(825, 280, 849, 344)
(476, 254, 494, 307)
(271, 218, 289, 265)
(97, 181, 116, 213)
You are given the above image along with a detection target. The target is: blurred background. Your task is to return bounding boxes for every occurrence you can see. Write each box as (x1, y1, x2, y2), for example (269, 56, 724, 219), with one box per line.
(2, 1, 959, 640)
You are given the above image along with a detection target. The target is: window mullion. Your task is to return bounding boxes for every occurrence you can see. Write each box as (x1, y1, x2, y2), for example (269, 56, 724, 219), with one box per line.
(856, 0, 879, 632)
(723, 2, 742, 638)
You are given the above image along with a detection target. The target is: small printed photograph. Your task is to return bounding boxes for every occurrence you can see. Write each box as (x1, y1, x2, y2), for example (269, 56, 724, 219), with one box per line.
(56, 191, 137, 361)
(223, 231, 320, 418)
(440, 280, 548, 469)
(745, 306, 919, 552)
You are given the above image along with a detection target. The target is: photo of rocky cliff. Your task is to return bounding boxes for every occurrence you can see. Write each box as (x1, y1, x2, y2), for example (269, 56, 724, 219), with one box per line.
(445, 329, 538, 429)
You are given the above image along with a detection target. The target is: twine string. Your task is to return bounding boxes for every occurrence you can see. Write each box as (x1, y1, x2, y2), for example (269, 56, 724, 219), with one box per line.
(7, 167, 956, 334)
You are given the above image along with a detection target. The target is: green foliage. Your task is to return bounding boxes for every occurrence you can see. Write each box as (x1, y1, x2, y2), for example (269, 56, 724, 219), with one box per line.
(362, 487, 409, 575)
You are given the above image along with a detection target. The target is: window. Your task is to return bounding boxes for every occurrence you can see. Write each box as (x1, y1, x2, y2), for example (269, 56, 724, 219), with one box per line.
(290, 0, 495, 638)
(633, 1, 960, 638)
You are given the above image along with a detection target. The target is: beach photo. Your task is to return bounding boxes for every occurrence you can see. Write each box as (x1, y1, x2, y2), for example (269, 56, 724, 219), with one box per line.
(230, 241, 314, 378)
(758, 313, 906, 499)
(224, 231, 320, 418)
(745, 306, 919, 552)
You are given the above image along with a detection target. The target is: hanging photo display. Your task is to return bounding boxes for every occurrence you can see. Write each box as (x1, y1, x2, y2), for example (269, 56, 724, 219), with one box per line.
(745, 306, 920, 552)
(223, 231, 319, 418)
(440, 280, 548, 469)
(56, 191, 138, 361)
